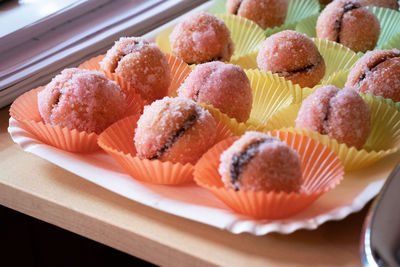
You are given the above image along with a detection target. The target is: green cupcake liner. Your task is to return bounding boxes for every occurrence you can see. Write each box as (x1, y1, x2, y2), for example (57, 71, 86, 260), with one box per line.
(382, 32, 400, 50)
(265, 0, 320, 37)
(209, 0, 226, 14)
(367, 6, 400, 49)
(295, 13, 318, 38)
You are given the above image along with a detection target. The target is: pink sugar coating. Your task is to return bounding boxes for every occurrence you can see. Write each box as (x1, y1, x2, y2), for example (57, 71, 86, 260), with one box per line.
(100, 36, 170, 103)
(134, 96, 216, 164)
(219, 131, 303, 193)
(169, 12, 234, 64)
(177, 61, 252, 122)
(226, 0, 289, 29)
(38, 68, 127, 134)
(346, 49, 400, 102)
(296, 86, 371, 149)
(316, 0, 380, 53)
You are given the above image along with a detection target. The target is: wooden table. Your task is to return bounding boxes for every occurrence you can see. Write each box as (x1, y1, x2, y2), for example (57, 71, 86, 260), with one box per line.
(0, 105, 370, 266)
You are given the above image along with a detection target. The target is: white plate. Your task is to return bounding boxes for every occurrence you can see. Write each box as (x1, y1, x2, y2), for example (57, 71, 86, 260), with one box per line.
(8, 117, 399, 235)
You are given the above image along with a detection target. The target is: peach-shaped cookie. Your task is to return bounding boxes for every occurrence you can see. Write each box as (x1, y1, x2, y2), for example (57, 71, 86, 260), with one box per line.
(178, 62, 252, 122)
(134, 97, 217, 165)
(38, 68, 127, 134)
(296, 86, 371, 149)
(257, 30, 326, 87)
(100, 36, 171, 103)
(219, 131, 302, 193)
(169, 12, 234, 64)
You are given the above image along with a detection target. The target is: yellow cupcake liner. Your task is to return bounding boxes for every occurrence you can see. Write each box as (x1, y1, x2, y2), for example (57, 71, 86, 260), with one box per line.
(265, 94, 400, 171)
(265, 0, 320, 37)
(320, 69, 350, 89)
(155, 14, 265, 65)
(246, 69, 303, 125)
(296, 6, 400, 51)
(199, 104, 265, 136)
(382, 32, 400, 50)
(313, 38, 360, 81)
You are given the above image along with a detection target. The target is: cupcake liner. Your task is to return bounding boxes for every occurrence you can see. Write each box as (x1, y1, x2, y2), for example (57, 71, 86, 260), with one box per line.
(382, 32, 400, 50)
(295, 13, 318, 38)
(155, 14, 265, 65)
(320, 69, 350, 89)
(246, 69, 303, 125)
(265, 94, 400, 171)
(97, 108, 233, 185)
(9, 77, 143, 153)
(367, 6, 400, 49)
(199, 104, 264, 136)
(313, 38, 360, 82)
(78, 53, 191, 98)
(265, 0, 320, 37)
(296, 6, 400, 51)
(194, 132, 344, 219)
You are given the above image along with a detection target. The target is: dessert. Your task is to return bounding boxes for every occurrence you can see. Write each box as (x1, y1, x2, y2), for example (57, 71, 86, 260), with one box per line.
(38, 68, 126, 134)
(100, 37, 170, 103)
(169, 12, 234, 64)
(345, 49, 400, 102)
(218, 131, 303, 192)
(359, 0, 399, 10)
(316, 0, 380, 53)
(296, 85, 371, 149)
(134, 97, 217, 164)
(226, 0, 289, 29)
(177, 62, 252, 122)
(257, 30, 326, 87)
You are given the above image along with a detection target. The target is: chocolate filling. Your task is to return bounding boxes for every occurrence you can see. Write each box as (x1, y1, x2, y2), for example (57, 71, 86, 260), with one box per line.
(150, 111, 199, 160)
(277, 55, 324, 75)
(229, 139, 269, 191)
(233, 0, 243, 15)
(356, 56, 400, 85)
(334, 2, 361, 43)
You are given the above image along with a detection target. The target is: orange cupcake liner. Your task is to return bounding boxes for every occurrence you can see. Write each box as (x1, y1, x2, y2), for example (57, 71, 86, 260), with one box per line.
(10, 76, 144, 153)
(194, 131, 344, 219)
(98, 108, 233, 185)
(78, 53, 192, 98)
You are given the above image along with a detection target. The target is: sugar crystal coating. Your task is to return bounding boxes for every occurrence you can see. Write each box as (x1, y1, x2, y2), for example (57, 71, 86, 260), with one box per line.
(257, 30, 326, 87)
(346, 49, 400, 102)
(226, 0, 289, 29)
(38, 68, 127, 134)
(296, 86, 371, 149)
(134, 97, 217, 164)
(100, 36, 170, 103)
(316, 0, 380, 53)
(219, 131, 303, 192)
(177, 61, 252, 122)
(169, 12, 234, 64)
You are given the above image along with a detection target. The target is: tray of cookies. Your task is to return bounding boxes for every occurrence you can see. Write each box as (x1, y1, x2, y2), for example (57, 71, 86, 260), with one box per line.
(8, 0, 400, 234)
